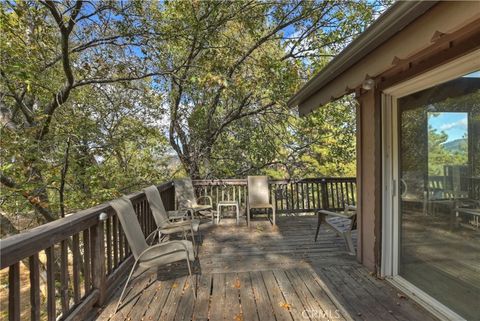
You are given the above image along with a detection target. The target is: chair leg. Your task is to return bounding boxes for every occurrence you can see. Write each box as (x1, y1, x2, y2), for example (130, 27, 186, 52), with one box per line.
(114, 259, 139, 314)
(189, 225, 198, 257)
(185, 257, 196, 299)
(236, 205, 239, 225)
(343, 231, 355, 255)
(272, 207, 276, 226)
(247, 206, 250, 227)
(314, 213, 324, 242)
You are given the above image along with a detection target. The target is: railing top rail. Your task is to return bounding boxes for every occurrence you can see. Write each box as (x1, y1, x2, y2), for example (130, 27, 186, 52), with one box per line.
(0, 181, 174, 269)
(192, 179, 247, 185)
(270, 177, 356, 184)
(192, 177, 356, 185)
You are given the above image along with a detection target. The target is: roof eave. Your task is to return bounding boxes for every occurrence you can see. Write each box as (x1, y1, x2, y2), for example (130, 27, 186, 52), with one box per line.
(288, 1, 438, 108)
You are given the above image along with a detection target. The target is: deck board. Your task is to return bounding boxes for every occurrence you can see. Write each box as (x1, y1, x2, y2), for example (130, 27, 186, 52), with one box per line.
(95, 216, 438, 321)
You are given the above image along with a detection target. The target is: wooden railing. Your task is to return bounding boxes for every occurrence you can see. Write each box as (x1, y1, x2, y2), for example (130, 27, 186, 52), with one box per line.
(0, 182, 175, 321)
(428, 175, 480, 200)
(0, 177, 355, 321)
(193, 177, 356, 214)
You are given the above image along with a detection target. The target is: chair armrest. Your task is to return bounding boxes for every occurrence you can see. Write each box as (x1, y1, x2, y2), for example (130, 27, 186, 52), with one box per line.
(318, 209, 355, 219)
(167, 210, 191, 220)
(345, 205, 357, 212)
(146, 226, 165, 244)
(158, 217, 192, 227)
(197, 196, 213, 206)
(138, 240, 190, 260)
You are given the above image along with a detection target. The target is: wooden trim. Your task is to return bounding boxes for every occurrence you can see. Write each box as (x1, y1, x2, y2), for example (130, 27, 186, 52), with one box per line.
(373, 89, 383, 274)
(378, 19, 480, 91)
(382, 49, 480, 97)
(355, 95, 363, 264)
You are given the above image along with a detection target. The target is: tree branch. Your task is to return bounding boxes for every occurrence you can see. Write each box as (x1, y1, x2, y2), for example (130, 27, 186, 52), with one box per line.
(0, 172, 57, 223)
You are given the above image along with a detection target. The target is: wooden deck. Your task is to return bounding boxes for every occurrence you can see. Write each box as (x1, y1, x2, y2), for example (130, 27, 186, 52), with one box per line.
(95, 216, 438, 321)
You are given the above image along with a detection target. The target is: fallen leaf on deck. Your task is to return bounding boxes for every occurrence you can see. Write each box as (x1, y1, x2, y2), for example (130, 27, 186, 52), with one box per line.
(280, 302, 291, 310)
(172, 282, 178, 288)
(234, 313, 244, 321)
(396, 293, 407, 300)
(233, 279, 241, 288)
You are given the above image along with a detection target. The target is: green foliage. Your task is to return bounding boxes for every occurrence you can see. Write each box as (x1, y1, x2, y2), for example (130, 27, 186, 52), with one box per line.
(141, 0, 382, 178)
(0, 0, 386, 232)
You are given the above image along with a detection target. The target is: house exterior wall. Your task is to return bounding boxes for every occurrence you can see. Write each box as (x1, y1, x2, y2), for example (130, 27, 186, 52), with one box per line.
(356, 89, 382, 271)
(352, 2, 480, 274)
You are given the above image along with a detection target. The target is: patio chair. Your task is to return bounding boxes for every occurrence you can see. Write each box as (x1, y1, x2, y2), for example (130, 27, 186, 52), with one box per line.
(247, 176, 276, 226)
(174, 178, 214, 222)
(315, 205, 357, 255)
(110, 197, 196, 314)
(144, 185, 201, 253)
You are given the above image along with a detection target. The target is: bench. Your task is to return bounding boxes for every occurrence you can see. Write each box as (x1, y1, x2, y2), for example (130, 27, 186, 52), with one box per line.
(315, 205, 357, 255)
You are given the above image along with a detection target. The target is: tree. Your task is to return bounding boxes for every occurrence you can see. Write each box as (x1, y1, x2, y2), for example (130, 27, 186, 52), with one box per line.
(1, 0, 388, 234)
(0, 0, 171, 230)
(142, 0, 385, 178)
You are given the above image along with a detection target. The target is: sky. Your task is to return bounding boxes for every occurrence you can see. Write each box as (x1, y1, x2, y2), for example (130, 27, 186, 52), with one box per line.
(428, 112, 468, 142)
(426, 70, 479, 143)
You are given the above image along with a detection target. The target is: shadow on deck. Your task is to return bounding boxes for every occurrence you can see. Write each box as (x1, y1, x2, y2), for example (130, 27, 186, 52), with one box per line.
(96, 216, 437, 321)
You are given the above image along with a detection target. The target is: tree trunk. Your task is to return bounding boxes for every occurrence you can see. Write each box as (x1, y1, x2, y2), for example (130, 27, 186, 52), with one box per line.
(0, 212, 19, 238)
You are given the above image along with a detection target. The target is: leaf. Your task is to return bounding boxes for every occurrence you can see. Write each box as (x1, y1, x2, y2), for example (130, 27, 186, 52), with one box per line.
(233, 314, 243, 321)
(280, 302, 291, 310)
(233, 279, 241, 289)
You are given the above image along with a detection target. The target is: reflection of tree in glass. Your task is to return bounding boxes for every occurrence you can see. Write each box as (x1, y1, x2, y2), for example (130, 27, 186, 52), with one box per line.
(427, 123, 468, 176)
(432, 89, 480, 177)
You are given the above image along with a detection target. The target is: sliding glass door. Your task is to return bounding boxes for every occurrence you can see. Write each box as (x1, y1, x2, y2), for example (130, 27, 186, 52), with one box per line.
(397, 71, 480, 320)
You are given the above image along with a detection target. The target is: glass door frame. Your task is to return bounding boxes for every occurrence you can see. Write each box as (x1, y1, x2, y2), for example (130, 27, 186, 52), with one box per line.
(380, 49, 480, 321)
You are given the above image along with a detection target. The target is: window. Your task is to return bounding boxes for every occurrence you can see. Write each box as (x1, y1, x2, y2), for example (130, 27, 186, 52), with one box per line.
(397, 70, 480, 320)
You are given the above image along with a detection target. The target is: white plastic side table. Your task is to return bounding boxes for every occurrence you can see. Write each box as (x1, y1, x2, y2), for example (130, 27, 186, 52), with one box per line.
(217, 200, 240, 225)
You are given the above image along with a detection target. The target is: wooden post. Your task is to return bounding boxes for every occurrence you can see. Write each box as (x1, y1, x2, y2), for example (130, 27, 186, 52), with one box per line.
(8, 262, 20, 321)
(29, 255, 41, 321)
(320, 179, 329, 210)
(46, 247, 56, 321)
(91, 221, 106, 306)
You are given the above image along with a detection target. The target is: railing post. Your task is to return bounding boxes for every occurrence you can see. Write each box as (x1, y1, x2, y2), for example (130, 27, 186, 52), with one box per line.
(8, 262, 20, 321)
(91, 217, 106, 306)
(320, 179, 329, 210)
